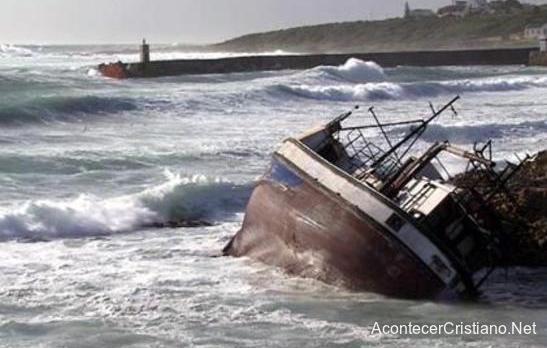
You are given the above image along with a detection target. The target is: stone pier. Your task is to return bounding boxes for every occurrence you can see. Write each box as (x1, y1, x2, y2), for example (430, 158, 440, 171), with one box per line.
(99, 44, 538, 79)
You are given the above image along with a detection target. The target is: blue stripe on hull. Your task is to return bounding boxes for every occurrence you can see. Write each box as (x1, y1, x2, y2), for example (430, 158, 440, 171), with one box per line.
(266, 157, 304, 188)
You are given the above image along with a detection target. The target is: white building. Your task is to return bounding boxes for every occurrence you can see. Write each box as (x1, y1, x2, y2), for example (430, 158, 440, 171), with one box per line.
(466, 0, 488, 9)
(408, 9, 436, 18)
(525, 23, 547, 40)
(405, 2, 436, 18)
(439, 1, 485, 17)
(449, 0, 488, 8)
(524, 22, 547, 52)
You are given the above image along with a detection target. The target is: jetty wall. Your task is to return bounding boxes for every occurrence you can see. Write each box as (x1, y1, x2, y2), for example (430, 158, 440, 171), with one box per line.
(529, 51, 547, 66)
(101, 47, 538, 78)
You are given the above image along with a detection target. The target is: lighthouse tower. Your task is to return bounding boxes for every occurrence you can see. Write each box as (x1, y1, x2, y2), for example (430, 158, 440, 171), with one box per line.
(140, 39, 150, 65)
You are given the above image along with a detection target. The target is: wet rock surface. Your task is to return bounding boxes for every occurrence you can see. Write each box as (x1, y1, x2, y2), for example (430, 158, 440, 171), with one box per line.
(452, 151, 547, 267)
(145, 220, 214, 229)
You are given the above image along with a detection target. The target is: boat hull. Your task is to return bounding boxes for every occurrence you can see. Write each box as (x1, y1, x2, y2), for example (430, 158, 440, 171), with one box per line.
(98, 62, 129, 79)
(225, 155, 455, 299)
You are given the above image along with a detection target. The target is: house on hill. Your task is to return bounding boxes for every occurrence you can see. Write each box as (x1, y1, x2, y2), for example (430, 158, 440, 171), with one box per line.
(404, 2, 436, 18)
(467, 0, 488, 8)
(438, 0, 492, 17)
(438, 1, 468, 17)
(525, 23, 547, 40)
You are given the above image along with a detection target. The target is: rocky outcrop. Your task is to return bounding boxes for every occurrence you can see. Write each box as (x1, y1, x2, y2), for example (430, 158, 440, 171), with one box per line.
(453, 151, 547, 267)
(502, 151, 547, 266)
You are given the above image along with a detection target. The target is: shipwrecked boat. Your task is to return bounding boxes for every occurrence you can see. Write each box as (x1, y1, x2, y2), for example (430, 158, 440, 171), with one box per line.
(224, 96, 531, 300)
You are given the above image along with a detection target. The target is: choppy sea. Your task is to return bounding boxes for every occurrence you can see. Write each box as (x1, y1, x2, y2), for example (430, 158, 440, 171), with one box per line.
(0, 43, 546, 347)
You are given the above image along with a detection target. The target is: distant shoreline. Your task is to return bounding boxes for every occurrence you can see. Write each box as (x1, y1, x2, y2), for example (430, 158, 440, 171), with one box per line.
(209, 9, 546, 54)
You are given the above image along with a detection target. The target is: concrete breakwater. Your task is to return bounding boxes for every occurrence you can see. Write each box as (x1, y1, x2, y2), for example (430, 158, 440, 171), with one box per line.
(99, 47, 538, 79)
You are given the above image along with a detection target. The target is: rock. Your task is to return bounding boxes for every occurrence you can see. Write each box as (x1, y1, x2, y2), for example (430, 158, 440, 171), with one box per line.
(145, 220, 214, 229)
(451, 150, 547, 267)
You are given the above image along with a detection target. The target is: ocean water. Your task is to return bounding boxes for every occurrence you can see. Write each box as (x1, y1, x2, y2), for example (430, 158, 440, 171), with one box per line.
(0, 44, 546, 347)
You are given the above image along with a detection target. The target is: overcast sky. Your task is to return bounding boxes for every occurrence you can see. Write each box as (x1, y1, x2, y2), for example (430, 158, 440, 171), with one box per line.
(2, 0, 547, 44)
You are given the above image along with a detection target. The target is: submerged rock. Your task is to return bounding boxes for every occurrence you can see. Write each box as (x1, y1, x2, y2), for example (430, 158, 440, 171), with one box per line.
(145, 220, 214, 229)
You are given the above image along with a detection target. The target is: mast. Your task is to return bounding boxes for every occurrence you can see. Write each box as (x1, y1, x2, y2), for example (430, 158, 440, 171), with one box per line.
(370, 95, 460, 168)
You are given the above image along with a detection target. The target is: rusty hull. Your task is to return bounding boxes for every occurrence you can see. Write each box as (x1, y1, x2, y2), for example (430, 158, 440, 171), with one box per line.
(224, 155, 464, 299)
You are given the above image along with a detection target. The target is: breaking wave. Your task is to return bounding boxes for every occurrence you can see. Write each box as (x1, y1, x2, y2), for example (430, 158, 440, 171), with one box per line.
(422, 120, 547, 144)
(275, 76, 547, 101)
(272, 58, 547, 101)
(0, 95, 138, 125)
(0, 170, 252, 241)
(274, 82, 402, 101)
(311, 58, 386, 83)
(0, 44, 34, 57)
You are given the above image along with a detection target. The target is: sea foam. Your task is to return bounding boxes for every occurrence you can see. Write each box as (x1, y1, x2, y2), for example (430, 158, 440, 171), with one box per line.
(275, 72, 547, 102)
(266, 58, 547, 102)
(0, 44, 34, 57)
(422, 120, 547, 144)
(0, 170, 251, 241)
(312, 58, 386, 83)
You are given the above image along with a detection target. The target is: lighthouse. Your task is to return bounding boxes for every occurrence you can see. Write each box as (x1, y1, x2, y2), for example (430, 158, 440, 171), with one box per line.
(140, 39, 150, 65)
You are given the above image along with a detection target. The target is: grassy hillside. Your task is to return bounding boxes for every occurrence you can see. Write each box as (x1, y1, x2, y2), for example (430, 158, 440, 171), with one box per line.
(212, 7, 547, 53)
